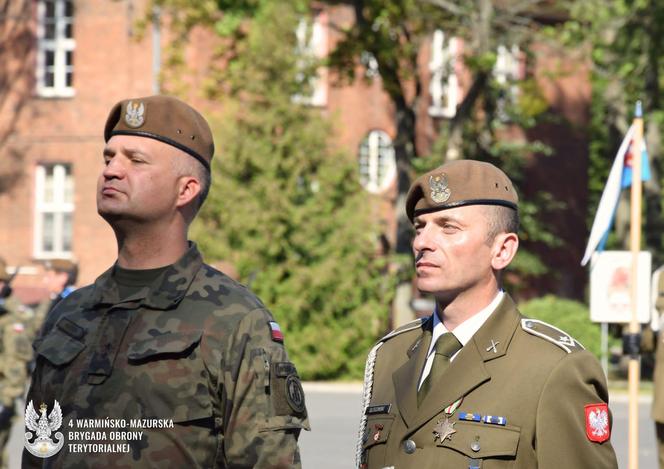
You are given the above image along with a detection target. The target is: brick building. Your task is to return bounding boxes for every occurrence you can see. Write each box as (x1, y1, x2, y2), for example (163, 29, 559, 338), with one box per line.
(0, 1, 591, 308)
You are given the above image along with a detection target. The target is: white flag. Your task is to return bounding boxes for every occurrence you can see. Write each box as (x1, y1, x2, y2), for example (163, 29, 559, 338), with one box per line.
(580, 125, 634, 266)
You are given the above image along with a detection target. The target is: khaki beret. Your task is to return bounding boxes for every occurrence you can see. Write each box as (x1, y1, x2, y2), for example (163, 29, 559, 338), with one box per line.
(406, 159, 518, 222)
(104, 95, 214, 171)
(44, 259, 77, 274)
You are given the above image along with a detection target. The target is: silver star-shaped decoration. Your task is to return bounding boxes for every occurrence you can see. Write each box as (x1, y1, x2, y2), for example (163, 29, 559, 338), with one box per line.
(433, 416, 456, 443)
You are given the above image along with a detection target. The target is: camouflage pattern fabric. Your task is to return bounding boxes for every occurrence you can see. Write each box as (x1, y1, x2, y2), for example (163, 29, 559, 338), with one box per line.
(0, 296, 33, 469)
(23, 243, 309, 468)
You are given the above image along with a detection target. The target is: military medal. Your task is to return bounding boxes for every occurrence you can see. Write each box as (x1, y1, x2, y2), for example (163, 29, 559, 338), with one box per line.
(433, 397, 463, 443)
(433, 415, 456, 443)
(444, 397, 463, 415)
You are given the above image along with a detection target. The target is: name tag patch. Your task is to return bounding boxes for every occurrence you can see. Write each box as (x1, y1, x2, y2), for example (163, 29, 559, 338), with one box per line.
(366, 404, 391, 415)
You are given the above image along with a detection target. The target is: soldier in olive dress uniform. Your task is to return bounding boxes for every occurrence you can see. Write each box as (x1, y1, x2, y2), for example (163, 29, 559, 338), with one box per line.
(651, 264, 664, 468)
(24, 96, 309, 468)
(357, 160, 618, 469)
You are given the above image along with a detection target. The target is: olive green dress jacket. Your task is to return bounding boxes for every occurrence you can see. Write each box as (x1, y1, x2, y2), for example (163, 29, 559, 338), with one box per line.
(358, 294, 618, 469)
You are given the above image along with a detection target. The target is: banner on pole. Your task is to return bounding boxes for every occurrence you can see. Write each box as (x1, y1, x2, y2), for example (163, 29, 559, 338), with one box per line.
(590, 251, 651, 324)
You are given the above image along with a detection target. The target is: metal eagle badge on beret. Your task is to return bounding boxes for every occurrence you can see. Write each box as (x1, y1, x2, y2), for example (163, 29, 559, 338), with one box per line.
(124, 101, 145, 128)
(429, 173, 451, 203)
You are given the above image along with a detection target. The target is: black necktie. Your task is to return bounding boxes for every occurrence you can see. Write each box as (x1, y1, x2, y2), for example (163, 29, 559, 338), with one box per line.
(418, 332, 462, 406)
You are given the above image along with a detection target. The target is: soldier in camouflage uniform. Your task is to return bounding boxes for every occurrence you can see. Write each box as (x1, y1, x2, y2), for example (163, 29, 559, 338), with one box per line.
(24, 96, 309, 468)
(0, 258, 32, 469)
(32, 260, 78, 344)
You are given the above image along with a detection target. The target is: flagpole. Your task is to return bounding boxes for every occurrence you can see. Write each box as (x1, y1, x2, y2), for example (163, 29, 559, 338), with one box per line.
(627, 101, 643, 469)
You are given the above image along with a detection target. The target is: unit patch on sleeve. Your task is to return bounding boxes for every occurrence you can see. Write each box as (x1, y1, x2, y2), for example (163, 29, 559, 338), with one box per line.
(585, 403, 610, 443)
(285, 375, 306, 413)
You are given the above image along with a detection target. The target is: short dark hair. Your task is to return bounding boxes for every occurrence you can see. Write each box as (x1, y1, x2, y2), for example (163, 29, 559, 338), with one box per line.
(484, 205, 519, 243)
(193, 161, 211, 211)
(173, 156, 212, 212)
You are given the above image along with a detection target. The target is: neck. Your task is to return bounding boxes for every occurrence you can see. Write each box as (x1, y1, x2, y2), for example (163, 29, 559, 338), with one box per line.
(113, 223, 188, 269)
(435, 280, 500, 331)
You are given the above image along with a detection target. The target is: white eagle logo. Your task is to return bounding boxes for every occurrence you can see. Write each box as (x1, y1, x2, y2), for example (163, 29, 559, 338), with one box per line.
(588, 407, 609, 438)
(124, 101, 145, 128)
(24, 400, 64, 458)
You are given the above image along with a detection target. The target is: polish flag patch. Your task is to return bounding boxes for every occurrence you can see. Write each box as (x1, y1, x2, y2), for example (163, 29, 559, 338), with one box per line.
(585, 403, 610, 443)
(268, 321, 284, 343)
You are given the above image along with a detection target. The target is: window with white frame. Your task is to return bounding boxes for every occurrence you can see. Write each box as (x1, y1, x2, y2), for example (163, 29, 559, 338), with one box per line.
(34, 163, 74, 258)
(293, 11, 327, 106)
(37, 0, 75, 98)
(494, 44, 523, 120)
(429, 29, 459, 118)
(358, 130, 396, 193)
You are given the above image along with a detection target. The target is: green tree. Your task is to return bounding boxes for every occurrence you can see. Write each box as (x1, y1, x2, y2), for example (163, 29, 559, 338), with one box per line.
(150, 0, 395, 379)
(328, 0, 563, 283)
(561, 0, 664, 263)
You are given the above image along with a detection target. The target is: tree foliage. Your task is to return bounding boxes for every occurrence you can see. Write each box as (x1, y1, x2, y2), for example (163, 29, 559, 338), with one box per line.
(150, 0, 395, 379)
(328, 0, 565, 286)
(559, 0, 664, 264)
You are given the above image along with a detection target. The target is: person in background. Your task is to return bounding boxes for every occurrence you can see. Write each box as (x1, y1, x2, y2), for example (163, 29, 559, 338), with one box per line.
(34, 259, 78, 328)
(651, 264, 664, 468)
(0, 258, 32, 469)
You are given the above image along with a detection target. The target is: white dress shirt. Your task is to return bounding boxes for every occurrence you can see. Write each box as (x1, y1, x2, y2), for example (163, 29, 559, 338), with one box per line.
(417, 291, 504, 390)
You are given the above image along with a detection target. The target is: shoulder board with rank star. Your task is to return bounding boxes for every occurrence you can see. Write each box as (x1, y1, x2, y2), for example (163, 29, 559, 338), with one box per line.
(520, 318, 584, 353)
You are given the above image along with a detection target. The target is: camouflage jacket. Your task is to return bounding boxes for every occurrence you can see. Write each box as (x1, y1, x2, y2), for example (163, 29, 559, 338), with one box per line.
(0, 296, 33, 407)
(23, 244, 309, 468)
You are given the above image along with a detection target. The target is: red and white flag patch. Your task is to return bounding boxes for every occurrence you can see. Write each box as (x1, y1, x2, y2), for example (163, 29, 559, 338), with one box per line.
(585, 403, 610, 443)
(268, 321, 284, 343)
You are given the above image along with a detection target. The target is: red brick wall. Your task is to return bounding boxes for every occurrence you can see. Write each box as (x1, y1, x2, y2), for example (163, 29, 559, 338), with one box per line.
(0, 2, 591, 304)
(0, 0, 156, 300)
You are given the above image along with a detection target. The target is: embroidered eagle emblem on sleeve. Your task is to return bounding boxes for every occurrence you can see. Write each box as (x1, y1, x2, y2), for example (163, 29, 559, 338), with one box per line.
(585, 403, 610, 443)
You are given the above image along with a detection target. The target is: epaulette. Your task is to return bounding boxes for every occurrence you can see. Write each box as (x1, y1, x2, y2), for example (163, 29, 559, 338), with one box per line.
(521, 318, 584, 353)
(378, 317, 427, 344)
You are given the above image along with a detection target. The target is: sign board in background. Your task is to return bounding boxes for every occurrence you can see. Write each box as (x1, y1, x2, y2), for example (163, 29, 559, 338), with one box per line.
(590, 251, 651, 324)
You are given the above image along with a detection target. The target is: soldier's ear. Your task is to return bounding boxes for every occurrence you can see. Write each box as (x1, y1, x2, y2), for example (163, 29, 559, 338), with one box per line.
(490, 232, 518, 271)
(175, 176, 201, 209)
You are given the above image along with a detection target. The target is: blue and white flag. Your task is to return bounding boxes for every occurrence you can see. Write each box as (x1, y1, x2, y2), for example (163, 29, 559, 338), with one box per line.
(581, 124, 651, 266)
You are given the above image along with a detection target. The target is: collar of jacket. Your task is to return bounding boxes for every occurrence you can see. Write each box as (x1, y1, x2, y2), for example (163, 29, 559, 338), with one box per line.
(393, 293, 521, 428)
(409, 294, 519, 361)
(84, 242, 203, 310)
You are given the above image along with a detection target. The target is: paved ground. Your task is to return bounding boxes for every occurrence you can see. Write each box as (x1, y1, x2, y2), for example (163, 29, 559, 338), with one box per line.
(7, 383, 658, 468)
